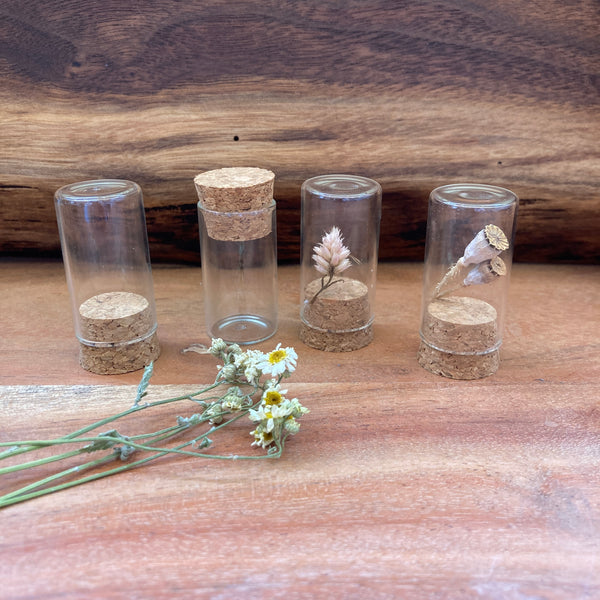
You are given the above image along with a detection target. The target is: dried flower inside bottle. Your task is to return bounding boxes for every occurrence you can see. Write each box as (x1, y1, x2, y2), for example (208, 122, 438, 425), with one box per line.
(460, 224, 509, 267)
(463, 256, 507, 287)
(418, 183, 518, 380)
(299, 174, 381, 352)
(434, 224, 509, 298)
(310, 226, 354, 303)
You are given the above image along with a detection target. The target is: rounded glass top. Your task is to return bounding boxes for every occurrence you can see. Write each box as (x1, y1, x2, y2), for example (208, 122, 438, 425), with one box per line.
(430, 183, 517, 208)
(302, 174, 381, 200)
(55, 179, 140, 202)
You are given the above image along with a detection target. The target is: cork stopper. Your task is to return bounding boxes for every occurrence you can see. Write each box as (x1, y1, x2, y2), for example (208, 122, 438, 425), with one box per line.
(300, 277, 373, 352)
(78, 291, 160, 374)
(194, 167, 275, 241)
(418, 296, 499, 379)
(194, 167, 275, 211)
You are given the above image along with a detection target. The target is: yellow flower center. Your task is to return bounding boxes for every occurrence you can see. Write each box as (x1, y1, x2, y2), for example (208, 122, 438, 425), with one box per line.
(264, 390, 282, 406)
(268, 349, 286, 364)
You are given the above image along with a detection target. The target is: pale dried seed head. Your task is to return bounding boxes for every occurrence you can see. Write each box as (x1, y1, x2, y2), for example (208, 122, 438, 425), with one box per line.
(490, 255, 507, 276)
(484, 224, 509, 252)
(460, 224, 509, 267)
(463, 256, 507, 286)
(334, 257, 352, 275)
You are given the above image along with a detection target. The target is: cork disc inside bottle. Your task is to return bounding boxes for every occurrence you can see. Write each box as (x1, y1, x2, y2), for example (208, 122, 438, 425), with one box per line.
(300, 277, 373, 352)
(418, 295, 499, 379)
(78, 291, 160, 374)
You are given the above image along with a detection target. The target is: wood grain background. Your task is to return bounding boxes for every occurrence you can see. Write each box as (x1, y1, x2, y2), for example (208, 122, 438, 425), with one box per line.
(2, 262, 600, 597)
(1, 0, 598, 263)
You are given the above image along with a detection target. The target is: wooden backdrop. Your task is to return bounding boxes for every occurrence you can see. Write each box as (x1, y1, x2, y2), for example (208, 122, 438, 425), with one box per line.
(1, 0, 598, 263)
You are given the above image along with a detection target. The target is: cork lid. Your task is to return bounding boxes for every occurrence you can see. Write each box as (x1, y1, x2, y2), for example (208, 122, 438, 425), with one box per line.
(194, 167, 275, 212)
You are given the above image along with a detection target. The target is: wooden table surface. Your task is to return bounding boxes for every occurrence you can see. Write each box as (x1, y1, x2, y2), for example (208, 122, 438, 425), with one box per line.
(1, 259, 599, 599)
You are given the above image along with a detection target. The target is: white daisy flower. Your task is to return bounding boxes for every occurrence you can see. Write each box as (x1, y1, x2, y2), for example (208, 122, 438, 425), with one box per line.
(257, 343, 298, 377)
(261, 384, 288, 404)
(250, 424, 274, 449)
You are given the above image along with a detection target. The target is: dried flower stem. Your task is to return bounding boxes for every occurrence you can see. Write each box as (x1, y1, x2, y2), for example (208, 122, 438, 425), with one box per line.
(310, 272, 343, 304)
(0, 339, 307, 509)
(310, 226, 353, 303)
(433, 225, 509, 298)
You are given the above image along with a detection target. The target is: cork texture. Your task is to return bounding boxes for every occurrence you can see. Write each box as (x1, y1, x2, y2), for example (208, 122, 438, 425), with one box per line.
(78, 291, 159, 374)
(194, 167, 275, 211)
(79, 331, 160, 375)
(79, 291, 154, 343)
(194, 167, 275, 241)
(301, 277, 373, 351)
(199, 206, 273, 242)
(418, 295, 499, 379)
(417, 341, 499, 380)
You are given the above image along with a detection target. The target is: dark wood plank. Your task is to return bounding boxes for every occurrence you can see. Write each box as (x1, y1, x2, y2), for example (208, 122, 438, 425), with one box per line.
(0, 1, 598, 263)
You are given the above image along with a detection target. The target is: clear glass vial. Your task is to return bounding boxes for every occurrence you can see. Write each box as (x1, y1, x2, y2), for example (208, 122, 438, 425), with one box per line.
(54, 179, 160, 374)
(299, 174, 382, 351)
(418, 183, 518, 379)
(197, 200, 278, 344)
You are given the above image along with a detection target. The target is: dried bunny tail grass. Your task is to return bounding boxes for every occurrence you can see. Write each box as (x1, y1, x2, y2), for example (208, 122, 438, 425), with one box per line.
(312, 226, 352, 277)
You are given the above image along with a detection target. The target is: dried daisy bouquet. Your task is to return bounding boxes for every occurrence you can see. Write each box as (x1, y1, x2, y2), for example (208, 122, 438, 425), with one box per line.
(0, 339, 308, 509)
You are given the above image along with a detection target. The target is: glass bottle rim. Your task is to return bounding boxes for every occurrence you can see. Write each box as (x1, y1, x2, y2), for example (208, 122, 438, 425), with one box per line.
(55, 179, 140, 202)
(430, 183, 517, 208)
(302, 174, 381, 199)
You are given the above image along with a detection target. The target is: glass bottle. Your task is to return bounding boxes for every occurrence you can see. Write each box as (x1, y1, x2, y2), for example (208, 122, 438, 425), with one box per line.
(195, 167, 278, 344)
(197, 201, 278, 344)
(299, 174, 382, 351)
(54, 179, 160, 374)
(418, 183, 518, 379)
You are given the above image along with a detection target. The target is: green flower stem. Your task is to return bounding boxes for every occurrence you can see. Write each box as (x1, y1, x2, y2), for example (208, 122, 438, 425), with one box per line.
(0, 448, 84, 475)
(0, 423, 197, 505)
(0, 422, 188, 476)
(0, 428, 186, 502)
(0, 453, 118, 505)
(0, 382, 222, 464)
(0, 400, 260, 507)
(0, 422, 282, 509)
(0, 340, 306, 510)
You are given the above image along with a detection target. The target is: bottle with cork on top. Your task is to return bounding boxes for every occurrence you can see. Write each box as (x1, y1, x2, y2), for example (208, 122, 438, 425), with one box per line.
(54, 179, 160, 375)
(418, 183, 518, 379)
(195, 167, 278, 345)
